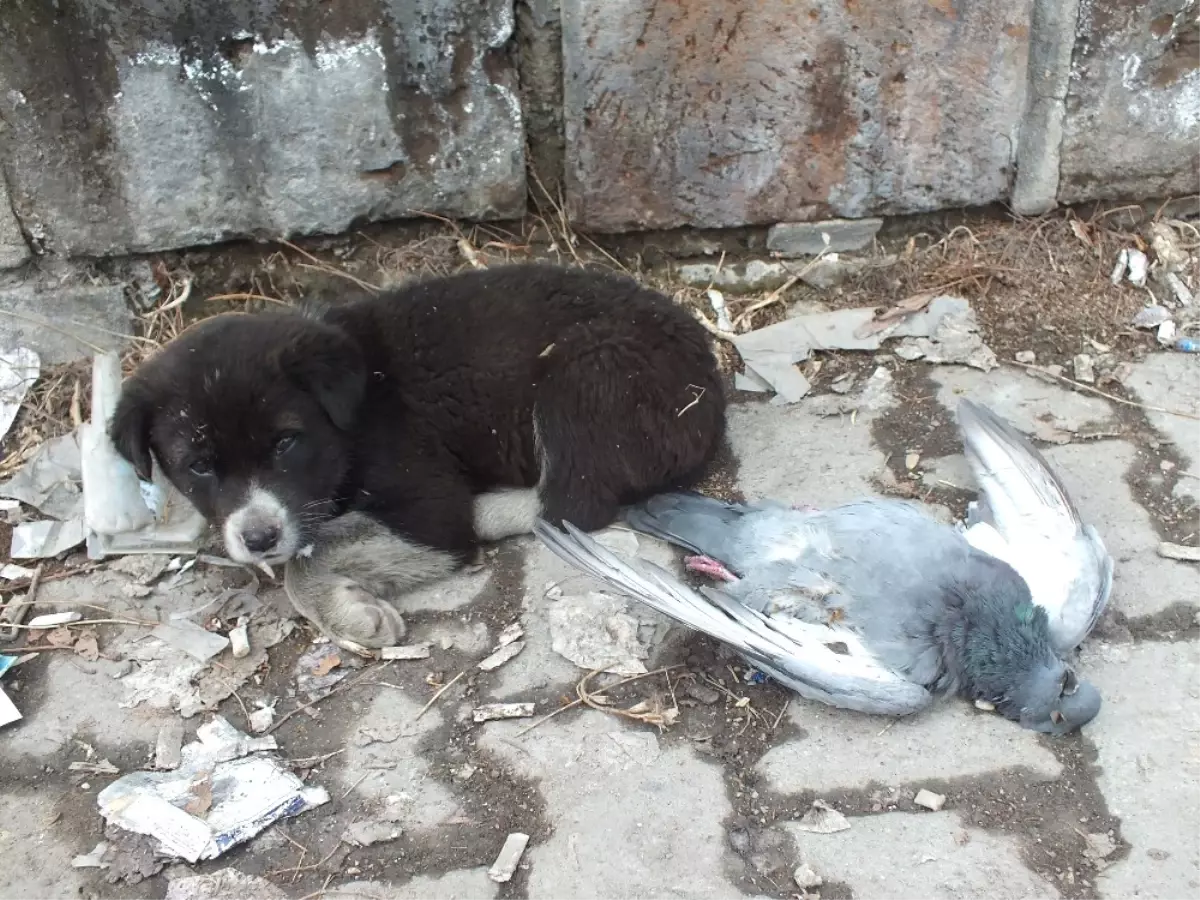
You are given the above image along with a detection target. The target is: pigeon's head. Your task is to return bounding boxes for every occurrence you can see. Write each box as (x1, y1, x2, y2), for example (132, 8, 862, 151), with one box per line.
(1011, 661, 1102, 735)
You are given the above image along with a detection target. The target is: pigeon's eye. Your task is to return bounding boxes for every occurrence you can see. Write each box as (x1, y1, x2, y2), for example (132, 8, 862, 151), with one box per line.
(1060, 669, 1078, 696)
(188, 458, 214, 477)
(273, 433, 299, 457)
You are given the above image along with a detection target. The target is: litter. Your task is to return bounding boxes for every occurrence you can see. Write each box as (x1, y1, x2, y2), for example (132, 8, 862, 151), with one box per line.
(71, 841, 111, 869)
(0, 431, 83, 520)
(10, 518, 87, 559)
(1072, 354, 1096, 384)
(473, 702, 535, 723)
(0, 563, 36, 580)
(28, 610, 82, 628)
(1177, 338, 1200, 353)
(380, 643, 431, 661)
(295, 642, 352, 698)
(97, 716, 329, 863)
(794, 800, 850, 834)
(477, 640, 525, 671)
(1158, 542, 1200, 563)
(82, 354, 207, 559)
(707, 289, 734, 332)
(1126, 248, 1149, 288)
(0, 346, 39, 444)
(1157, 320, 1178, 346)
(487, 831, 530, 883)
(151, 621, 231, 663)
(733, 297, 995, 404)
(0, 684, 20, 728)
(914, 788, 947, 811)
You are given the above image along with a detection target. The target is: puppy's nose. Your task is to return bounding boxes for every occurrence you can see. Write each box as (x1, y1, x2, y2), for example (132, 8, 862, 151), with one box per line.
(241, 524, 281, 554)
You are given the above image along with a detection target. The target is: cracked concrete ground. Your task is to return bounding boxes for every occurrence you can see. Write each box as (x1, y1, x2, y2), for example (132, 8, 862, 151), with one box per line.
(0, 352, 1196, 900)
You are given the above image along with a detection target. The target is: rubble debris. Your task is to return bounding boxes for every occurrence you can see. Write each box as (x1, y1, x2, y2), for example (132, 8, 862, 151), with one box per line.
(678, 260, 790, 294)
(228, 621, 250, 659)
(733, 297, 995, 404)
(473, 702, 535, 723)
(793, 862, 824, 890)
(548, 591, 655, 676)
(0, 562, 36, 580)
(914, 788, 947, 811)
(71, 841, 111, 869)
(1131, 305, 1173, 329)
(380, 643, 431, 661)
(1126, 248, 1149, 288)
(496, 621, 525, 647)
(1157, 320, 1178, 346)
(155, 721, 185, 770)
(248, 700, 276, 734)
(164, 868, 287, 900)
(1164, 272, 1194, 307)
(0, 431, 82, 520)
(151, 621, 231, 663)
(11, 516, 87, 559)
(97, 716, 328, 863)
(343, 819, 403, 847)
(1014, 350, 1037, 364)
(1158, 542, 1200, 563)
(295, 642, 351, 698)
(477, 640, 525, 671)
(0, 346, 39, 443)
(1083, 831, 1118, 866)
(487, 831, 530, 883)
(904, 452, 920, 471)
(1072, 354, 1096, 384)
(82, 354, 207, 558)
(795, 800, 851, 834)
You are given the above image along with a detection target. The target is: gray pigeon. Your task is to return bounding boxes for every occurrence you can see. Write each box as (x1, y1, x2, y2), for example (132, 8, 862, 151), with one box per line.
(534, 491, 1102, 734)
(955, 399, 1113, 654)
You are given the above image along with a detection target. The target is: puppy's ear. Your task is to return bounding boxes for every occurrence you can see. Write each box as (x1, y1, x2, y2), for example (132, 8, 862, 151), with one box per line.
(279, 325, 367, 431)
(109, 380, 156, 481)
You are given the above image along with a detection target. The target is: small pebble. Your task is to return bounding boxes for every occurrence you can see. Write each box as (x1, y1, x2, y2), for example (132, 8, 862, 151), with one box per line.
(1014, 350, 1036, 364)
(793, 863, 823, 890)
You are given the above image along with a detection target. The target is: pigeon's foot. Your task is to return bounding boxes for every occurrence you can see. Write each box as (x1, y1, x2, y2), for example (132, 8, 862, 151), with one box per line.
(684, 555, 738, 582)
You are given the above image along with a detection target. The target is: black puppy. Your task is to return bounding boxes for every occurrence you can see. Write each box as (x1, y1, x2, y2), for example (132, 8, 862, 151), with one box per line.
(111, 263, 726, 650)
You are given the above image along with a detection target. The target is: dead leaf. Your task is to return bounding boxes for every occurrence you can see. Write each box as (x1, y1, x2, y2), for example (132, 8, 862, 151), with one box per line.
(45, 626, 76, 648)
(311, 653, 342, 677)
(184, 774, 213, 816)
(856, 292, 935, 337)
(73, 632, 100, 662)
(1069, 219, 1094, 249)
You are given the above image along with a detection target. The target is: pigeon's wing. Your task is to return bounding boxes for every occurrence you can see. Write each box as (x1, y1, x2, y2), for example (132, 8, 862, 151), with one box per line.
(956, 399, 1113, 651)
(534, 519, 934, 717)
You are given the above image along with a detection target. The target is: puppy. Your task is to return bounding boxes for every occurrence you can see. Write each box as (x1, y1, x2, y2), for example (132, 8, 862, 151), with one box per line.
(111, 263, 727, 651)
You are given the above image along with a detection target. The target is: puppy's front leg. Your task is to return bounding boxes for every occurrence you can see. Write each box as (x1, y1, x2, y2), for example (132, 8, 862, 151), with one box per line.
(283, 512, 466, 653)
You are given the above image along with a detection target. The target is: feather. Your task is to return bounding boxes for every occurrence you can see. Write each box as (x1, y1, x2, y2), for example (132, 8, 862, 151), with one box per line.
(534, 519, 933, 716)
(956, 399, 1113, 652)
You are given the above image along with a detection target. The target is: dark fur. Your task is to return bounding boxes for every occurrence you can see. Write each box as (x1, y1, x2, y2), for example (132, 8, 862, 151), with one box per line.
(111, 263, 727, 569)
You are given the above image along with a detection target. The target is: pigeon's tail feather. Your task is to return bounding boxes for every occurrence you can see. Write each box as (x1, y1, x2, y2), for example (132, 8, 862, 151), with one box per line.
(533, 519, 934, 717)
(623, 491, 746, 562)
(956, 399, 1084, 535)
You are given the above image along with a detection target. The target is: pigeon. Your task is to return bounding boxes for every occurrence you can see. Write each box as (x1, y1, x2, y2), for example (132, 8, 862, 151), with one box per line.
(955, 399, 1113, 654)
(534, 491, 1102, 735)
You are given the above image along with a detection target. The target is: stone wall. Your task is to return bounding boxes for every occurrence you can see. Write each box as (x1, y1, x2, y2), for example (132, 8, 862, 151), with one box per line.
(0, 0, 1196, 265)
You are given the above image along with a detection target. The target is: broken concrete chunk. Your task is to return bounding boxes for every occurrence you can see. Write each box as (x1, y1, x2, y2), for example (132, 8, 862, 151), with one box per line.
(678, 260, 791, 294)
(342, 820, 403, 847)
(792, 862, 823, 890)
(914, 788, 947, 811)
(380, 643, 432, 661)
(154, 721, 185, 770)
(1158, 542, 1200, 563)
(795, 800, 850, 834)
(477, 640, 525, 671)
(495, 621, 525, 648)
(767, 217, 883, 257)
(487, 832, 530, 883)
(228, 622, 250, 660)
(548, 591, 654, 676)
(1072, 353, 1096, 384)
(473, 702, 535, 723)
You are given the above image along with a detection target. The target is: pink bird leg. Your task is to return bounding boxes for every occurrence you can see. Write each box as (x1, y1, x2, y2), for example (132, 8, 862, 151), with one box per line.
(684, 555, 739, 583)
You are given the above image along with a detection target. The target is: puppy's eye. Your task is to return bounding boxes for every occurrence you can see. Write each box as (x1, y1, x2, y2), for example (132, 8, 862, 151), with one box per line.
(188, 459, 214, 477)
(273, 433, 299, 457)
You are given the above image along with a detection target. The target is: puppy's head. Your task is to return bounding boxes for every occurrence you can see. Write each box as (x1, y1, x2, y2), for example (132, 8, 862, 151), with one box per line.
(110, 312, 367, 567)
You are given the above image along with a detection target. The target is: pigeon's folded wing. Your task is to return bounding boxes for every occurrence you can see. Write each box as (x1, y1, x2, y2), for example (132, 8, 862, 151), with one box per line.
(534, 519, 934, 717)
(957, 399, 1113, 651)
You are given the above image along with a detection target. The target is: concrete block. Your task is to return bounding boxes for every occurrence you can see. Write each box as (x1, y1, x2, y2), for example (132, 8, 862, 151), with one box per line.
(1058, 0, 1200, 204)
(562, 0, 1033, 231)
(767, 218, 883, 258)
(0, 284, 131, 364)
(0, 1, 525, 257)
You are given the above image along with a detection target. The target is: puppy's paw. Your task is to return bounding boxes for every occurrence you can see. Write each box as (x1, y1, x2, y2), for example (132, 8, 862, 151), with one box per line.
(325, 578, 408, 650)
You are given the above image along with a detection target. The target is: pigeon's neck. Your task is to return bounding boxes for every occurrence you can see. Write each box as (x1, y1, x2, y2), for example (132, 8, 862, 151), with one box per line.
(938, 553, 1061, 710)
